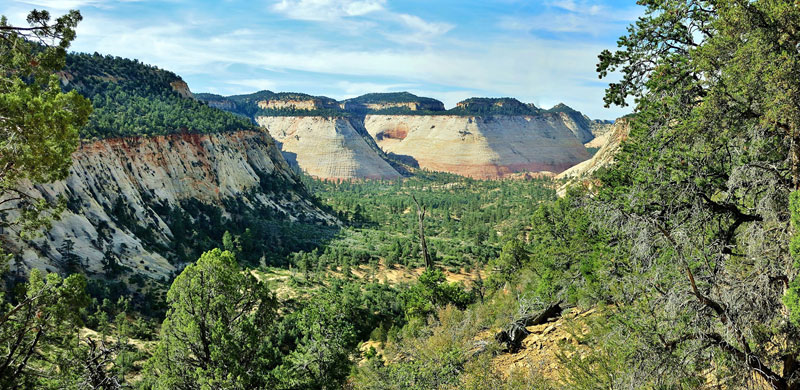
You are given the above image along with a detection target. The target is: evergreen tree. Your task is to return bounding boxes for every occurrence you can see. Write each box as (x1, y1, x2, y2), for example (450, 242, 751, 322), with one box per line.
(560, 0, 800, 387)
(0, 9, 91, 238)
(144, 249, 280, 389)
(0, 270, 89, 388)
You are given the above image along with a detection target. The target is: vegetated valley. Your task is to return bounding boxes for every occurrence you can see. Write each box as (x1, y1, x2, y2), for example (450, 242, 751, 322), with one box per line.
(3, 1, 800, 390)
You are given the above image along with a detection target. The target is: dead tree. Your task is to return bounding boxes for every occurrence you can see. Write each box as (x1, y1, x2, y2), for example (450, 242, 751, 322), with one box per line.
(495, 302, 562, 353)
(79, 337, 125, 390)
(411, 195, 432, 269)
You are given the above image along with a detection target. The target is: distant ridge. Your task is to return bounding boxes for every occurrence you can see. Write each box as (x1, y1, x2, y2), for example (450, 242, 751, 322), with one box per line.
(197, 89, 609, 180)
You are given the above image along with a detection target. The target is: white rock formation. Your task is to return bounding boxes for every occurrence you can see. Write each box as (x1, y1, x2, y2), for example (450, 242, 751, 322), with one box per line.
(255, 116, 402, 180)
(363, 114, 591, 179)
(1, 131, 335, 278)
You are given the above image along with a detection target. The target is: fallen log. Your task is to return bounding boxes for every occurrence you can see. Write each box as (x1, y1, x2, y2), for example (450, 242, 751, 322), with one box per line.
(495, 302, 563, 353)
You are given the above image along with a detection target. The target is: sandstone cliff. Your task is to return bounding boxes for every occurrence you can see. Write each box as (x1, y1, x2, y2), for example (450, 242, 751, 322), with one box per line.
(341, 92, 445, 113)
(584, 119, 616, 148)
(258, 97, 339, 111)
(455, 98, 536, 114)
(200, 91, 609, 180)
(169, 80, 194, 99)
(255, 116, 402, 180)
(363, 114, 591, 179)
(2, 131, 335, 279)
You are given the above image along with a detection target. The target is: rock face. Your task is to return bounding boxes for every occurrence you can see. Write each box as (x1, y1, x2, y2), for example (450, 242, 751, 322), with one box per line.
(199, 91, 608, 180)
(169, 80, 194, 99)
(2, 131, 335, 279)
(341, 92, 445, 113)
(546, 103, 597, 144)
(258, 98, 339, 111)
(363, 114, 591, 179)
(341, 101, 445, 112)
(255, 116, 402, 180)
(202, 98, 236, 111)
(455, 98, 533, 113)
(584, 119, 615, 148)
(557, 118, 631, 195)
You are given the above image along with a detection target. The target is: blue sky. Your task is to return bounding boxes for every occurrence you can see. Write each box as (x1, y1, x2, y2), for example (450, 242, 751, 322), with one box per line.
(2, 0, 641, 119)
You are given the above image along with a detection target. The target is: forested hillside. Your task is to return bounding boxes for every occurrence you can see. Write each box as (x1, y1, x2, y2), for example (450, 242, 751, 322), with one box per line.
(64, 53, 256, 138)
(196, 90, 347, 118)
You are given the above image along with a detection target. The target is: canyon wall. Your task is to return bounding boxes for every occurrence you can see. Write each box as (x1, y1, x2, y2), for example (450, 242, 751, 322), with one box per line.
(363, 114, 591, 179)
(2, 130, 335, 279)
(200, 91, 604, 180)
(258, 98, 339, 111)
(255, 116, 402, 180)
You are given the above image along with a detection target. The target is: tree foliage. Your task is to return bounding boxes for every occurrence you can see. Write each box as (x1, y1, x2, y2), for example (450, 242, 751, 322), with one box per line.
(0, 9, 91, 235)
(64, 53, 256, 139)
(0, 270, 89, 389)
(144, 249, 279, 389)
(568, 0, 800, 388)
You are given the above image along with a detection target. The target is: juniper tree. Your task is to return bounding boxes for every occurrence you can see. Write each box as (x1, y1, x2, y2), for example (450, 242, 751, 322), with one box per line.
(144, 249, 280, 389)
(0, 9, 91, 237)
(576, 0, 800, 388)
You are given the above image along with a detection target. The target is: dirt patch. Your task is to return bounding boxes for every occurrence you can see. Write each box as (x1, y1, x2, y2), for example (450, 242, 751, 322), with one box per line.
(348, 262, 484, 286)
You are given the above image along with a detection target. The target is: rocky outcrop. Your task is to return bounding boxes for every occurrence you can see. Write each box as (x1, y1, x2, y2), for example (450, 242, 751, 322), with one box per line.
(202, 98, 236, 111)
(363, 114, 590, 179)
(492, 307, 594, 381)
(169, 80, 194, 99)
(557, 118, 631, 195)
(258, 98, 339, 111)
(199, 90, 609, 180)
(255, 116, 402, 180)
(455, 98, 534, 113)
(584, 119, 615, 148)
(341, 92, 445, 114)
(341, 101, 445, 112)
(546, 103, 598, 144)
(1, 131, 335, 279)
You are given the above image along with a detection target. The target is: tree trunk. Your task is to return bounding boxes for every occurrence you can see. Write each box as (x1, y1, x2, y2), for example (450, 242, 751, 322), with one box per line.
(412, 196, 432, 269)
(792, 127, 800, 191)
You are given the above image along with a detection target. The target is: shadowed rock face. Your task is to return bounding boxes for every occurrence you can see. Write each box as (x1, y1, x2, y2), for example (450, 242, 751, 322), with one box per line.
(255, 116, 402, 180)
(545, 103, 599, 143)
(363, 114, 591, 179)
(1, 131, 335, 278)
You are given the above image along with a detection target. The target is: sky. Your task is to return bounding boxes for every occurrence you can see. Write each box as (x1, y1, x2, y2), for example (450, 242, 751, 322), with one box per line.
(1, 0, 641, 119)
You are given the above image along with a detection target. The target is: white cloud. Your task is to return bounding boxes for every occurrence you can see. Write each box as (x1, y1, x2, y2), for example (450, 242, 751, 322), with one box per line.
(226, 78, 277, 92)
(335, 81, 415, 97)
(549, 0, 579, 12)
(397, 14, 452, 36)
(502, 0, 640, 36)
(269, 0, 452, 44)
(270, 0, 385, 21)
(15, 0, 101, 9)
(12, 0, 141, 10)
(386, 14, 453, 44)
(63, 10, 626, 117)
